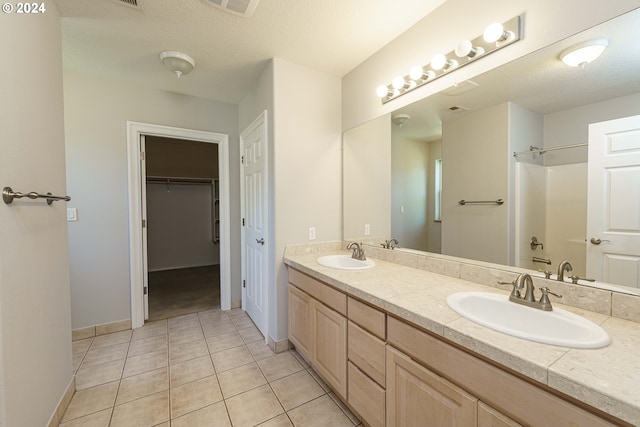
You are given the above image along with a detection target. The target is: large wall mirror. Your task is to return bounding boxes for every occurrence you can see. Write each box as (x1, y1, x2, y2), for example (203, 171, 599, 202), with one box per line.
(343, 8, 640, 294)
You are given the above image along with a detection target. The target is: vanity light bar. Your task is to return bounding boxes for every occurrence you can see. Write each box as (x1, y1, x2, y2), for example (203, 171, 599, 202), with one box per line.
(377, 16, 522, 104)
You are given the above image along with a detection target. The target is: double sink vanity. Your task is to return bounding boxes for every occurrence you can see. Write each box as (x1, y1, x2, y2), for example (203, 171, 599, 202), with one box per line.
(285, 242, 640, 426)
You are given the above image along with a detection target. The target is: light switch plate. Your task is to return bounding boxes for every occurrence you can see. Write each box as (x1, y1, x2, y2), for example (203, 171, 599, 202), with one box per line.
(67, 208, 77, 221)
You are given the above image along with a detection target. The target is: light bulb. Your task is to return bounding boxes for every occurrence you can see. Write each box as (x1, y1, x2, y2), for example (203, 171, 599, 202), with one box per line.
(392, 76, 407, 90)
(409, 66, 424, 81)
(376, 85, 390, 98)
(455, 40, 485, 58)
(430, 54, 447, 70)
(484, 22, 505, 43)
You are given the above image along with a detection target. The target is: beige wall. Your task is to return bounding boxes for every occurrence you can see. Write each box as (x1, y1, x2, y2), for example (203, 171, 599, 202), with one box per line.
(64, 71, 240, 329)
(0, 2, 73, 425)
(240, 59, 342, 343)
(342, 0, 640, 131)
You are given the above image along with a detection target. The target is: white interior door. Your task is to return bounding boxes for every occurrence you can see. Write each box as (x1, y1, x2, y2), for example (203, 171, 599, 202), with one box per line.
(140, 134, 149, 319)
(587, 114, 640, 288)
(241, 111, 268, 339)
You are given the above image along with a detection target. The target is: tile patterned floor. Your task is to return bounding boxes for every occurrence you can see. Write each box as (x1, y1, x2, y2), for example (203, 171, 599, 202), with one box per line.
(65, 308, 362, 426)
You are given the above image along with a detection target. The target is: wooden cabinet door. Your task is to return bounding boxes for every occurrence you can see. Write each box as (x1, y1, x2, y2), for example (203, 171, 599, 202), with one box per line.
(478, 402, 523, 427)
(288, 284, 313, 361)
(313, 301, 348, 399)
(386, 346, 477, 427)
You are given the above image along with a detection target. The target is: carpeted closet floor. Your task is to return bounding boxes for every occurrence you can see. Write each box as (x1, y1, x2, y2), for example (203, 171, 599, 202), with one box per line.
(148, 265, 220, 321)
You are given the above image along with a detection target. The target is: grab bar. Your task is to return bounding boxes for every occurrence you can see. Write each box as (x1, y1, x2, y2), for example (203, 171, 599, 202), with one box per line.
(3, 186, 71, 205)
(458, 199, 504, 205)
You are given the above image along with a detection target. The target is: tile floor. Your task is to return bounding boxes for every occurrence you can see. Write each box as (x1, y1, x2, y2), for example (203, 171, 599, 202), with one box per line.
(65, 308, 362, 426)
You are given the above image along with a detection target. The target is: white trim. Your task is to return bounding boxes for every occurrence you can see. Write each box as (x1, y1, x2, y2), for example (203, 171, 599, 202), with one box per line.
(240, 111, 269, 342)
(127, 121, 231, 328)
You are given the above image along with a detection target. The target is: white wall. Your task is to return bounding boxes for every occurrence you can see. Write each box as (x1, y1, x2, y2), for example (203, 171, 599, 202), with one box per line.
(342, 0, 640, 131)
(0, 2, 73, 425)
(146, 184, 218, 271)
(64, 71, 240, 329)
(344, 114, 391, 241)
(543, 91, 640, 165)
(515, 163, 547, 270)
(545, 163, 588, 276)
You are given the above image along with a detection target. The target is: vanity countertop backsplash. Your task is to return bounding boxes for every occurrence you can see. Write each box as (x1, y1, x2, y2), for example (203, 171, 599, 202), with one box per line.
(284, 241, 640, 426)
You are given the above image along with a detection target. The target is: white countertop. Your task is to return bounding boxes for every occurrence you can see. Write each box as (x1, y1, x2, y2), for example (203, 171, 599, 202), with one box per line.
(284, 250, 640, 426)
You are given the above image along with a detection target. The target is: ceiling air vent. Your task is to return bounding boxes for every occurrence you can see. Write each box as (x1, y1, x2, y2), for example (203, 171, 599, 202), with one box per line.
(112, 0, 143, 10)
(204, 0, 260, 17)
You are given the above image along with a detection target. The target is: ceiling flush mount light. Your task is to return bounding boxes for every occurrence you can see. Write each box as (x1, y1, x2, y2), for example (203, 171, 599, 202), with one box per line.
(376, 15, 522, 104)
(160, 51, 196, 78)
(392, 113, 411, 127)
(560, 39, 608, 68)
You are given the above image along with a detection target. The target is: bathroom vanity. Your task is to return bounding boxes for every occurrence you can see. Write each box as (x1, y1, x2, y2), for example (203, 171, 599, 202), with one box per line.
(285, 245, 640, 427)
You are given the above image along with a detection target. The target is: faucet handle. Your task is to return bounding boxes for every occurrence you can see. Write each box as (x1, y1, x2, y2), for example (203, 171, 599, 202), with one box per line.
(497, 280, 520, 298)
(543, 270, 553, 279)
(570, 275, 596, 284)
(539, 287, 562, 305)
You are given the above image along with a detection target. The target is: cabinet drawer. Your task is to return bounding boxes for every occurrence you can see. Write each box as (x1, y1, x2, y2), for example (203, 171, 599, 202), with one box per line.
(348, 321, 385, 387)
(348, 362, 385, 427)
(289, 268, 346, 316)
(348, 297, 386, 339)
(478, 402, 524, 427)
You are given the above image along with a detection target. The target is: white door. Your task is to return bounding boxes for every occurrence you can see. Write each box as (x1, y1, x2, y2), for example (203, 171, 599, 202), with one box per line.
(241, 111, 268, 338)
(587, 115, 640, 289)
(140, 134, 150, 319)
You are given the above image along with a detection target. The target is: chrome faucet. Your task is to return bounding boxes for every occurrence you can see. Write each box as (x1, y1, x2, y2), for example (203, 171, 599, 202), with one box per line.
(557, 261, 573, 282)
(381, 238, 399, 250)
(498, 273, 562, 311)
(347, 242, 366, 261)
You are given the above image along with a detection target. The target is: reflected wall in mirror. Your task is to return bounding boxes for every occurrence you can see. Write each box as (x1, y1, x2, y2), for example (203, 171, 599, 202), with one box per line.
(343, 8, 640, 292)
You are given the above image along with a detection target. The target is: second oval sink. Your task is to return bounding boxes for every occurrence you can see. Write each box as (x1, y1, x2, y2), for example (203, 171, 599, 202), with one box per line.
(446, 291, 610, 348)
(317, 254, 375, 270)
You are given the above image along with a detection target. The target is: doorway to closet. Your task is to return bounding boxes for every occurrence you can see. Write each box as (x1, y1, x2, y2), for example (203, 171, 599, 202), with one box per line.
(127, 122, 231, 329)
(144, 136, 220, 321)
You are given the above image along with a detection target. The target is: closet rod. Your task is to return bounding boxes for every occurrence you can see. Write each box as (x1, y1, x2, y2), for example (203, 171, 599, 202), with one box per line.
(146, 176, 213, 185)
(513, 143, 587, 157)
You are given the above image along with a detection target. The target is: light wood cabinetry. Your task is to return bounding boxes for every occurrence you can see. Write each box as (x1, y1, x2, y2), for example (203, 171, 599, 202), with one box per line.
(288, 267, 626, 427)
(288, 284, 313, 361)
(287, 270, 347, 399)
(313, 300, 347, 398)
(348, 362, 385, 427)
(386, 345, 477, 427)
(478, 402, 523, 427)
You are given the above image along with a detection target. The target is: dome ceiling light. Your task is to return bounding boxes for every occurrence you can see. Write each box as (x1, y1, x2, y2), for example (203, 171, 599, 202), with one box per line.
(160, 51, 196, 78)
(560, 39, 609, 68)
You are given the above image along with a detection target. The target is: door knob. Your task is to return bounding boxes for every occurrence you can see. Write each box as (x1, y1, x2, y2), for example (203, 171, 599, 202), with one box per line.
(590, 237, 611, 245)
(256, 238, 265, 245)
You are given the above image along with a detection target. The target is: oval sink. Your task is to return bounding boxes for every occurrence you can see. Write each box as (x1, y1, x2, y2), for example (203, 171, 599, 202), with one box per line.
(446, 292, 610, 348)
(317, 255, 375, 270)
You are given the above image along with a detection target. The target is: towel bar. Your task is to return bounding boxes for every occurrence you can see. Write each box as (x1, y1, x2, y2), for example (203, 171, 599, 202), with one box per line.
(3, 186, 71, 205)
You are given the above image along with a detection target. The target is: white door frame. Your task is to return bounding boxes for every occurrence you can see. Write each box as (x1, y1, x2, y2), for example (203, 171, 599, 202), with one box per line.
(127, 121, 231, 328)
(240, 111, 269, 341)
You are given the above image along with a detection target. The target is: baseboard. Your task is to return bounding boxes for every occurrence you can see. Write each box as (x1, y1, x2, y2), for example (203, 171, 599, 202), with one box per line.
(47, 375, 75, 427)
(268, 335, 292, 354)
(72, 319, 132, 341)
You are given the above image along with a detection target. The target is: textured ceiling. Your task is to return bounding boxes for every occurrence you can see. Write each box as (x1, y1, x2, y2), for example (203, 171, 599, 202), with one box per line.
(54, 0, 446, 103)
(393, 8, 640, 141)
